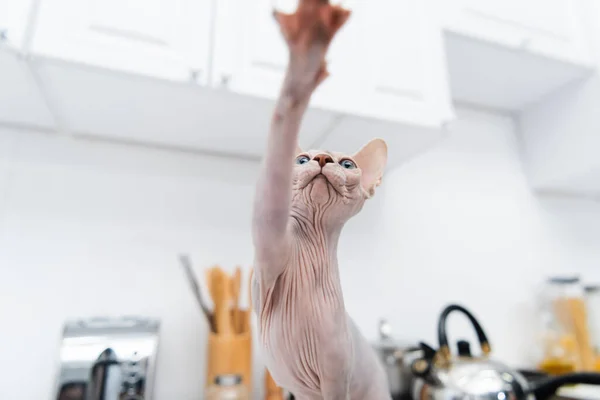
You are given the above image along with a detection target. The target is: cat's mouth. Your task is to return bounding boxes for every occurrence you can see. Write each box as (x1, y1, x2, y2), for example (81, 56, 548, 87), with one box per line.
(306, 173, 344, 196)
(299, 172, 325, 188)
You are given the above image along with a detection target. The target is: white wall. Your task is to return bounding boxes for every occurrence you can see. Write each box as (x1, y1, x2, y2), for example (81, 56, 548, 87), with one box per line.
(1, 106, 600, 400)
(345, 107, 600, 365)
(0, 129, 261, 400)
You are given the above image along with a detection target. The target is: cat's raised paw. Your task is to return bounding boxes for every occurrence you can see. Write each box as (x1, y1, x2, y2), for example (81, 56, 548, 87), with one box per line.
(273, 0, 350, 50)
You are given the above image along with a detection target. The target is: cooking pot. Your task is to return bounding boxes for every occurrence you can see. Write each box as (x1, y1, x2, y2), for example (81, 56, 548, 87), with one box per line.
(372, 319, 423, 398)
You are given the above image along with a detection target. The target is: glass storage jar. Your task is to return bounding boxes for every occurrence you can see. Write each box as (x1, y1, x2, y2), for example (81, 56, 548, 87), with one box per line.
(538, 276, 594, 373)
(585, 285, 600, 371)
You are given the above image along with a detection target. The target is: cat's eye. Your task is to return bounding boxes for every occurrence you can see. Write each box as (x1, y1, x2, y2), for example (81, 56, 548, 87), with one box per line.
(340, 159, 356, 169)
(296, 155, 310, 165)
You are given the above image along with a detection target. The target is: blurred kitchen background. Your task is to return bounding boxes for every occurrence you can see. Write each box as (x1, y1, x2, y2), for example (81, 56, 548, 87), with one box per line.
(2, 0, 600, 399)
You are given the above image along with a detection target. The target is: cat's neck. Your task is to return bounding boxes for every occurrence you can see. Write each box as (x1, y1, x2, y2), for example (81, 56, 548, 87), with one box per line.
(290, 208, 344, 279)
(291, 202, 344, 244)
(293, 223, 341, 255)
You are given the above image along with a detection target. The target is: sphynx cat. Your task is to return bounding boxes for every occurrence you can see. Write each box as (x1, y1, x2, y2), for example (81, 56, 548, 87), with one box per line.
(251, 1, 390, 399)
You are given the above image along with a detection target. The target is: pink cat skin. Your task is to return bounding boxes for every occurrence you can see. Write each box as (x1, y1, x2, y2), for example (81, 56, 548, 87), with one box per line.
(251, 1, 390, 399)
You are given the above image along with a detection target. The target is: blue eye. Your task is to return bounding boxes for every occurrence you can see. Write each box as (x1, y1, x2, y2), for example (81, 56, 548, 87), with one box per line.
(296, 155, 310, 165)
(340, 159, 356, 169)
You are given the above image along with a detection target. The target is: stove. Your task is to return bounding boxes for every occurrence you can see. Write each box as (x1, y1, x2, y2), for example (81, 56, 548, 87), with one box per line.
(289, 370, 577, 400)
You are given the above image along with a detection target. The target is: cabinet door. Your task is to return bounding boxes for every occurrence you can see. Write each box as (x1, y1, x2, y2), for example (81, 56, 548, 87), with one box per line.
(358, 0, 454, 127)
(443, 0, 590, 65)
(210, 0, 365, 148)
(32, 0, 212, 82)
(211, 0, 348, 100)
(0, 0, 34, 50)
(212, 0, 453, 127)
(211, 0, 388, 114)
(309, 0, 374, 116)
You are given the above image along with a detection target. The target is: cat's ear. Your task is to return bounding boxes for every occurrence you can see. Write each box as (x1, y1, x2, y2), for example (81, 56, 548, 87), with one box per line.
(353, 138, 388, 197)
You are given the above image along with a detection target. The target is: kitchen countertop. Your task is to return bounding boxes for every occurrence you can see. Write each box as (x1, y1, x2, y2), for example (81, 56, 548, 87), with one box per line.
(556, 384, 600, 400)
(390, 392, 582, 399)
(387, 385, 600, 400)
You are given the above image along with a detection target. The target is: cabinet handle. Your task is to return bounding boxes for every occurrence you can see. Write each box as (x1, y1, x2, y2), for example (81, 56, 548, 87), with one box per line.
(221, 74, 231, 88)
(189, 69, 203, 83)
(520, 38, 532, 51)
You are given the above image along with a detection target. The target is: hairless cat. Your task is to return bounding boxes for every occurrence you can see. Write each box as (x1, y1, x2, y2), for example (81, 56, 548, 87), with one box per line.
(251, 1, 390, 399)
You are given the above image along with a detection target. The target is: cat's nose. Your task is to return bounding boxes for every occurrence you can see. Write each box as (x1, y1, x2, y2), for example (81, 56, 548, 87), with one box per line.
(313, 154, 333, 168)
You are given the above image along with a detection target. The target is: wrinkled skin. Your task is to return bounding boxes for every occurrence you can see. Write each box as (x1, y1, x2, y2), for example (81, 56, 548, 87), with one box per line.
(251, 1, 391, 399)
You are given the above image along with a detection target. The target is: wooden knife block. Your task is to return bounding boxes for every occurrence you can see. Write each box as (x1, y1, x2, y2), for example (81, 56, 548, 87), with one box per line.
(206, 310, 252, 392)
(265, 368, 284, 400)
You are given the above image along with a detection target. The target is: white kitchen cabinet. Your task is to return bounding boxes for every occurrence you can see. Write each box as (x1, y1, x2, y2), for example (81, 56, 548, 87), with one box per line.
(210, 0, 290, 99)
(441, 0, 593, 111)
(310, 0, 453, 167)
(0, 48, 55, 130)
(31, 58, 339, 158)
(519, 0, 600, 199)
(0, 1, 56, 131)
(520, 74, 600, 198)
(31, 0, 213, 83)
(0, 0, 453, 163)
(441, 0, 591, 65)
(370, 0, 454, 127)
(0, 0, 34, 50)
(0, 128, 18, 202)
(315, 115, 443, 170)
(212, 0, 454, 128)
(444, 32, 593, 111)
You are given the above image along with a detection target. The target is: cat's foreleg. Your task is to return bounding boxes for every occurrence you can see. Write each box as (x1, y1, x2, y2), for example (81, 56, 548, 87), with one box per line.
(252, 0, 350, 287)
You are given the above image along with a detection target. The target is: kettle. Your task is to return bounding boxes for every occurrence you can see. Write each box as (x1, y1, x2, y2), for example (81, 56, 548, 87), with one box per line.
(410, 304, 600, 400)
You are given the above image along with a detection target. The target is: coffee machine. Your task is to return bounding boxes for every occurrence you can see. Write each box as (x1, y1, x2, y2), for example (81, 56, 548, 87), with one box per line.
(54, 316, 160, 400)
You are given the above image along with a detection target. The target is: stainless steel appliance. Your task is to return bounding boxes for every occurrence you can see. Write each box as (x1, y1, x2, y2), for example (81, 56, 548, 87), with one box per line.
(54, 316, 160, 400)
